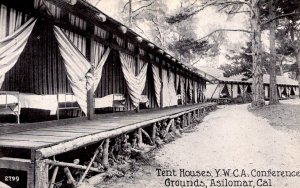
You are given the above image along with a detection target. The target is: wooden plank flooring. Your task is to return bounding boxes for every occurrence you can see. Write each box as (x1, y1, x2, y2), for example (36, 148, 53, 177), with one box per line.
(0, 103, 215, 150)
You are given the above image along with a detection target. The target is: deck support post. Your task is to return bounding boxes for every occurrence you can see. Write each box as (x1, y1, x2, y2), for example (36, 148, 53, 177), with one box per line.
(138, 128, 143, 146)
(87, 39, 95, 120)
(35, 159, 49, 188)
(102, 138, 110, 169)
(64, 167, 76, 187)
(27, 150, 35, 188)
(141, 128, 153, 145)
(182, 115, 186, 127)
(187, 113, 191, 125)
(152, 123, 156, 142)
(49, 166, 59, 188)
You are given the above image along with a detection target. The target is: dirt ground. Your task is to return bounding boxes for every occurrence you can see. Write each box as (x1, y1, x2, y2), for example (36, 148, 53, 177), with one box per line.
(97, 99, 300, 188)
(251, 99, 300, 131)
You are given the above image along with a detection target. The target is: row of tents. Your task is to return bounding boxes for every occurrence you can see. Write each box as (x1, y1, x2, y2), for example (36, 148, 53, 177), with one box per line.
(198, 67, 299, 102)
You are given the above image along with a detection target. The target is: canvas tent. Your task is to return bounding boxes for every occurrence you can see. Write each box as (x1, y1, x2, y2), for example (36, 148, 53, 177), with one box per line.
(0, 0, 210, 123)
(198, 67, 299, 101)
(198, 67, 251, 101)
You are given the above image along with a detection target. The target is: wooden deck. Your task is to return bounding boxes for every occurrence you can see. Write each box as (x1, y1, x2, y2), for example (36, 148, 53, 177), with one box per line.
(0, 103, 215, 151)
(0, 103, 216, 188)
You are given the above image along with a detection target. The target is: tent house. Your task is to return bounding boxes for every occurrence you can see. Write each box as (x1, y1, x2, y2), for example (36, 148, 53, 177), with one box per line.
(0, 0, 209, 123)
(261, 74, 299, 100)
(198, 67, 299, 103)
(198, 67, 251, 103)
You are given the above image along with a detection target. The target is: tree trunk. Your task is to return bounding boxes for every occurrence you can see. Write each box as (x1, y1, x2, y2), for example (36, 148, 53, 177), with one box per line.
(268, 0, 279, 105)
(296, 50, 300, 98)
(250, 0, 265, 108)
(129, 0, 132, 28)
(290, 23, 300, 98)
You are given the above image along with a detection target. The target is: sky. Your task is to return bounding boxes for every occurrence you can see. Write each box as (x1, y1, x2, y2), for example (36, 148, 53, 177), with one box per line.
(91, 0, 250, 68)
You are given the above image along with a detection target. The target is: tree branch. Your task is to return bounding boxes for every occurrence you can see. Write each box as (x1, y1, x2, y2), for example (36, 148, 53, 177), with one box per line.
(197, 29, 252, 42)
(122, 1, 129, 13)
(262, 12, 300, 25)
(227, 10, 250, 14)
(132, 0, 155, 14)
(133, 23, 151, 40)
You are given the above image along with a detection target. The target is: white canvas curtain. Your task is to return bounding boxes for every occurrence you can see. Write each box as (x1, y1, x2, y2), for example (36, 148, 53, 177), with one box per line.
(219, 83, 225, 96)
(204, 84, 219, 99)
(53, 26, 91, 115)
(92, 41, 111, 92)
(188, 80, 193, 101)
(162, 69, 177, 107)
(168, 72, 177, 106)
(119, 52, 148, 108)
(232, 84, 238, 98)
(162, 69, 168, 107)
(180, 76, 186, 104)
(264, 86, 269, 98)
(63, 30, 86, 56)
(239, 85, 244, 94)
(176, 74, 180, 93)
(201, 85, 205, 101)
(277, 86, 284, 97)
(294, 87, 299, 96)
(151, 64, 161, 107)
(244, 85, 250, 93)
(286, 87, 291, 96)
(227, 84, 232, 97)
(194, 81, 198, 103)
(0, 18, 37, 88)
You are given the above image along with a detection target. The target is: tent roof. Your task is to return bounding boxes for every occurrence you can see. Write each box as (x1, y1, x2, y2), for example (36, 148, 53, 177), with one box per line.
(256, 74, 298, 86)
(197, 67, 250, 83)
(198, 67, 299, 86)
(41, 0, 209, 81)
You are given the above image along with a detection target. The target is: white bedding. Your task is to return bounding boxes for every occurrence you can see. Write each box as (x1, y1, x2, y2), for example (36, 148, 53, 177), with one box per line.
(19, 93, 58, 115)
(0, 93, 79, 116)
(94, 94, 125, 108)
(0, 94, 20, 114)
(57, 94, 77, 102)
(0, 95, 19, 105)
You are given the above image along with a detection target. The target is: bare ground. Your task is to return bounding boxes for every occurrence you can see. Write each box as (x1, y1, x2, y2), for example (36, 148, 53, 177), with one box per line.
(97, 100, 300, 188)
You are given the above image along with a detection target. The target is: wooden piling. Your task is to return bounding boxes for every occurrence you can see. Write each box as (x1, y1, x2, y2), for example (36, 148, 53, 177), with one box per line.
(35, 159, 49, 188)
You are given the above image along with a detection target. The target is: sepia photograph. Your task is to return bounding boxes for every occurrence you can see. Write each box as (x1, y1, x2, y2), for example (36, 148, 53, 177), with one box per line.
(0, 0, 300, 187)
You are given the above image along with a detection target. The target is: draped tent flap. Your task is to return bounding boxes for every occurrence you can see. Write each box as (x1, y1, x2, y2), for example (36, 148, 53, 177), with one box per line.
(295, 87, 300, 96)
(0, 18, 37, 88)
(286, 87, 291, 96)
(180, 76, 186, 103)
(239, 85, 244, 94)
(151, 64, 161, 107)
(53, 26, 91, 115)
(188, 80, 193, 101)
(194, 81, 198, 103)
(227, 84, 232, 97)
(219, 83, 225, 95)
(119, 52, 148, 108)
(264, 86, 269, 98)
(176, 73, 180, 92)
(92, 41, 111, 92)
(278, 86, 284, 97)
(168, 72, 177, 106)
(232, 84, 238, 98)
(162, 69, 169, 107)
